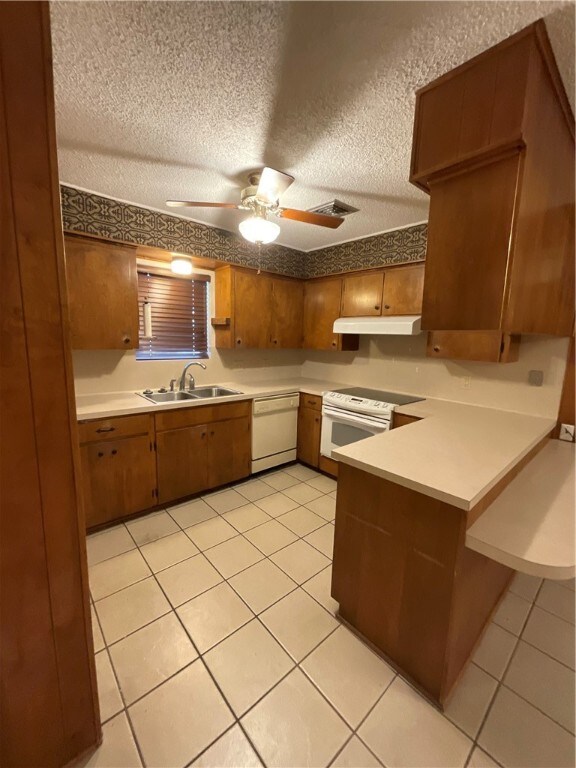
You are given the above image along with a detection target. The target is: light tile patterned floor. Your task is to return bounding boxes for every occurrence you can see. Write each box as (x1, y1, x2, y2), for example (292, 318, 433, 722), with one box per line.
(83, 464, 575, 768)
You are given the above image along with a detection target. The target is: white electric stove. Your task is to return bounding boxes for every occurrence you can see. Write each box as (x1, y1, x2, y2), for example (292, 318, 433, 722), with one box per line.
(321, 387, 424, 458)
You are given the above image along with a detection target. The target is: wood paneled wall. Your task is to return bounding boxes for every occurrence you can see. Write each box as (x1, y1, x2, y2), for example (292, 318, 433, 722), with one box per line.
(0, 3, 100, 765)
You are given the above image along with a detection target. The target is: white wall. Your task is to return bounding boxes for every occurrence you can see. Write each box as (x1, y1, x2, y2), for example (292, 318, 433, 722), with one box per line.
(72, 347, 304, 395)
(301, 333, 570, 417)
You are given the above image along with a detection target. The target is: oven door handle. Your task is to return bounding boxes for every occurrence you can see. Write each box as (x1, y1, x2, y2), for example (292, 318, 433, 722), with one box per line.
(322, 405, 390, 429)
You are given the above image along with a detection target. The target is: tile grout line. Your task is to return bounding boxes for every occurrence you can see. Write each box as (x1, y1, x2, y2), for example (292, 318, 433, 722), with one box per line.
(94, 472, 355, 766)
(121, 519, 271, 768)
(90, 467, 573, 767)
(91, 481, 334, 604)
(470, 577, 555, 764)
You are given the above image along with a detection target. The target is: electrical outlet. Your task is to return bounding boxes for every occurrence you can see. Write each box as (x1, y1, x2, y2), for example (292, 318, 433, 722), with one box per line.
(559, 424, 575, 442)
(462, 376, 471, 390)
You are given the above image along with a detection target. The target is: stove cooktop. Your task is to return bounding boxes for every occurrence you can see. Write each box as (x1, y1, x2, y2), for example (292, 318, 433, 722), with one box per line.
(332, 388, 424, 406)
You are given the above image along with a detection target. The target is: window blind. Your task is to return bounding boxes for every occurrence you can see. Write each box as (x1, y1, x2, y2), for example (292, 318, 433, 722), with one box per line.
(136, 271, 209, 360)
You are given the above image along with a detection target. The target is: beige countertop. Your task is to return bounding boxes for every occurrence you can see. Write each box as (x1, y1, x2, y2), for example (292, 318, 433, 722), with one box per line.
(77, 380, 559, 518)
(75, 377, 346, 421)
(333, 399, 556, 511)
(466, 441, 575, 580)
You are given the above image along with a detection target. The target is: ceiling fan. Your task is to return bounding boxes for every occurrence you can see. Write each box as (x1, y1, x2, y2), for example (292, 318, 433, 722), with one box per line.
(166, 167, 344, 245)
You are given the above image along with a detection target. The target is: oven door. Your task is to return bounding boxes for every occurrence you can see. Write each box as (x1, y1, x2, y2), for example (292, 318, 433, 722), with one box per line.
(320, 405, 390, 458)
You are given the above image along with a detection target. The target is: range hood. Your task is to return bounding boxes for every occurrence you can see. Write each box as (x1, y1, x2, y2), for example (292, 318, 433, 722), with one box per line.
(333, 315, 421, 335)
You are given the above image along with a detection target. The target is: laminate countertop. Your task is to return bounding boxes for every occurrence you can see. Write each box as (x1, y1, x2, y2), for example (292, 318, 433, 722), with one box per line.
(465, 440, 575, 580)
(79, 380, 558, 513)
(75, 378, 346, 421)
(333, 398, 556, 512)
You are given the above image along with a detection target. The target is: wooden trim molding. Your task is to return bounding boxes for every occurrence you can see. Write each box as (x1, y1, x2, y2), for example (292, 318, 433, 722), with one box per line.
(1, 3, 100, 765)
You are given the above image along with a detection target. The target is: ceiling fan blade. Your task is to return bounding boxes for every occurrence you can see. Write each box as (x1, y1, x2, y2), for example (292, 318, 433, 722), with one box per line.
(166, 200, 241, 209)
(256, 167, 295, 204)
(278, 208, 344, 229)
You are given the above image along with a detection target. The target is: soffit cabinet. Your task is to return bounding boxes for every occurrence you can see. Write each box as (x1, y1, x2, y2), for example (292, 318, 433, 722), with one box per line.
(411, 21, 575, 345)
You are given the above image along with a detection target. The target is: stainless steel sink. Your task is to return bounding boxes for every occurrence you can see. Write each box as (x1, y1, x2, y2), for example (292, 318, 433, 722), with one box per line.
(139, 391, 198, 404)
(138, 386, 241, 404)
(188, 386, 241, 399)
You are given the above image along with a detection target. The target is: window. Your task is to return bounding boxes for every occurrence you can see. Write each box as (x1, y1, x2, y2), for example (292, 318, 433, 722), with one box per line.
(136, 270, 209, 360)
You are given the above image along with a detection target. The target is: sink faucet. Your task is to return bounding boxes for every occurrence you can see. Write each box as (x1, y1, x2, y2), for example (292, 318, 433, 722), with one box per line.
(179, 361, 207, 391)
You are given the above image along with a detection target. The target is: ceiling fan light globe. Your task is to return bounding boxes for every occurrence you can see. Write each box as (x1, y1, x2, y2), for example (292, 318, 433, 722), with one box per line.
(239, 216, 280, 245)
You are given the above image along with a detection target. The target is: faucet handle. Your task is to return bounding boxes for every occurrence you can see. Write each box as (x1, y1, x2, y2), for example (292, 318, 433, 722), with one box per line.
(169, 378, 177, 392)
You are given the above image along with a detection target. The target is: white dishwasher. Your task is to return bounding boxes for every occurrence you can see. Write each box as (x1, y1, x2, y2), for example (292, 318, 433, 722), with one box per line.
(252, 393, 299, 473)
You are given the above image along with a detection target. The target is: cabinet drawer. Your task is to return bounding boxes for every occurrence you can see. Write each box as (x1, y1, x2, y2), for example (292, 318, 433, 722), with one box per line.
(299, 393, 322, 411)
(155, 400, 251, 431)
(78, 413, 153, 444)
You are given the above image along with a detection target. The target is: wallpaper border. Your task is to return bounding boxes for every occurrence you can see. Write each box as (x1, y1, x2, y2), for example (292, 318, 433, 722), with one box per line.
(60, 185, 427, 279)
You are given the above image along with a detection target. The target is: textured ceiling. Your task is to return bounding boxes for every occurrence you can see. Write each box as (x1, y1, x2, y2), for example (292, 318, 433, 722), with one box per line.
(50, 1, 575, 252)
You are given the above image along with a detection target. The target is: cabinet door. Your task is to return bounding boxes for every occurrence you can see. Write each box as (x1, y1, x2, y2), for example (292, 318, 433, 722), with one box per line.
(341, 273, 384, 317)
(382, 265, 424, 316)
(208, 417, 251, 488)
(422, 153, 521, 331)
(156, 425, 209, 504)
(233, 270, 272, 348)
(270, 278, 303, 348)
(427, 330, 520, 363)
(303, 278, 343, 350)
(66, 236, 139, 349)
(297, 407, 321, 468)
(81, 436, 156, 528)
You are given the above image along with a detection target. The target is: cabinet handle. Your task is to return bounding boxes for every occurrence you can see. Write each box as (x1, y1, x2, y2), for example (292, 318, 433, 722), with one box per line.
(210, 430, 215, 436)
(96, 426, 115, 433)
(375, 305, 380, 310)
(384, 304, 391, 310)
(273, 339, 278, 345)
(201, 432, 206, 438)
(433, 345, 440, 352)
(236, 339, 242, 345)
(331, 341, 337, 347)
(315, 417, 320, 423)
(111, 449, 117, 455)
(97, 451, 104, 458)
(123, 336, 130, 345)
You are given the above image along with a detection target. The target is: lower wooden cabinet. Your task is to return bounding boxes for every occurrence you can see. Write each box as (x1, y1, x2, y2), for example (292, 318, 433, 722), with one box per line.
(155, 403, 251, 505)
(157, 417, 251, 505)
(81, 435, 156, 528)
(156, 424, 209, 504)
(297, 394, 321, 468)
(80, 403, 251, 528)
(208, 418, 251, 488)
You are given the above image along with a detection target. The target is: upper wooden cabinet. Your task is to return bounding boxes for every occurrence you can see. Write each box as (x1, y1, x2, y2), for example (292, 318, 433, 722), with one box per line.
(341, 272, 384, 316)
(410, 33, 532, 187)
(412, 22, 575, 340)
(303, 278, 359, 351)
(382, 264, 424, 316)
(270, 276, 304, 348)
(341, 265, 424, 318)
(65, 235, 139, 349)
(213, 265, 303, 349)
